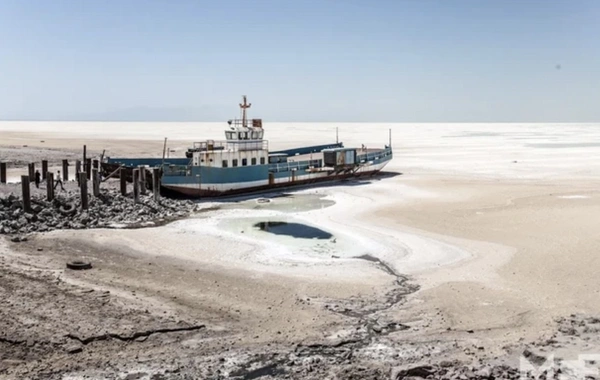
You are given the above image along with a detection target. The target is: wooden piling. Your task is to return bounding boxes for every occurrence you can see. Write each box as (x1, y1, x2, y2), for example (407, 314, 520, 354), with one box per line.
(79, 172, 88, 210)
(42, 160, 48, 180)
(0, 162, 6, 184)
(83, 145, 87, 170)
(92, 159, 99, 170)
(92, 168, 100, 197)
(120, 168, 127, 196)
(21, 176, 31, 213)
(139, 166, 147, 195)
(86, 159, 92, 180)
(28, 163, 35, 180)
(62, 159, 69, 181)
(75, 160, 81, 175)
(132, 168, 140, 203)
(47, 172, 54, 201)
(152, 167, 160, 201)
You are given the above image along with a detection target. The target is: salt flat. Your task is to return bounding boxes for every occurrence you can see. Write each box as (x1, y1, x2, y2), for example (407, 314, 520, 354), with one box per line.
(1, 121, 599, 376)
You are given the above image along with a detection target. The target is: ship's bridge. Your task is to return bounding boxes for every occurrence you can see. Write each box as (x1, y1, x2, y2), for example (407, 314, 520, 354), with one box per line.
(187, 96, 270, 169)
(225, 118, 264, 141)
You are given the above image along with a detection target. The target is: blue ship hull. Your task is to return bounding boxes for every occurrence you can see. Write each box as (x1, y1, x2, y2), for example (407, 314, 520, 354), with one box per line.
(160, 147, 392, 197)
(104, 144, 393, 198)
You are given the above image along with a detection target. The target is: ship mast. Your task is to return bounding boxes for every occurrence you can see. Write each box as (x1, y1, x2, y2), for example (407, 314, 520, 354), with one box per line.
(239, 95, 251, 128)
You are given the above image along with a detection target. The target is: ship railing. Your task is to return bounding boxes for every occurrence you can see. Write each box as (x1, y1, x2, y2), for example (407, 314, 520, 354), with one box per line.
(191, 140, 268, 152)
(228, 118, 263, 129)
(269, 159, 323, 173)
(357, 146, 393, 162)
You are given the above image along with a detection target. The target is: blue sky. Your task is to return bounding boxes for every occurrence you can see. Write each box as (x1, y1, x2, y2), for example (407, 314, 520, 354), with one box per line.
(1, 0, 598, 122)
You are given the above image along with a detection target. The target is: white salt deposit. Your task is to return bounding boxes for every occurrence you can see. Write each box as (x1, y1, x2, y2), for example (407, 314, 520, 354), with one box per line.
(2, 121, 599, 282)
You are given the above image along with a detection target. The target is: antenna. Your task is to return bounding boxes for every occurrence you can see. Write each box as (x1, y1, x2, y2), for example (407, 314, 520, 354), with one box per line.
(239, 95, 251, 128)
(336, 127, 339, 144)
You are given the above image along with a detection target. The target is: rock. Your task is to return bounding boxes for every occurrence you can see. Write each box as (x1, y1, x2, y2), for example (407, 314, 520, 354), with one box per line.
(394, 365, 435, 379)
(65, 344, 83, 354)
(477, 367, 491, 378)
(79, 212, 90, 225)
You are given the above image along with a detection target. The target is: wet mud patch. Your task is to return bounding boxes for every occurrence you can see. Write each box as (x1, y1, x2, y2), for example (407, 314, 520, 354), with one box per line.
(220, 193, 336, 213)
(254, 221, 333, 240)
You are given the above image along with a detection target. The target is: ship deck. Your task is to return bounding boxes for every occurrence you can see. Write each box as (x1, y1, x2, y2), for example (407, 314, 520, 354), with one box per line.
(286, 148, 383, 163)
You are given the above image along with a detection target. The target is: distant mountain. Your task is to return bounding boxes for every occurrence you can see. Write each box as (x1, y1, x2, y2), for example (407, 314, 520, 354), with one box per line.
(0, 106, 234, 122)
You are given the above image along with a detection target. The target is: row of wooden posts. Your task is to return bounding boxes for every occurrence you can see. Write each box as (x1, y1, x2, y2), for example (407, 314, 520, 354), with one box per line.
(0, 159, 92, 185)
(1, 144, 100, 185)
(6, 162, 160, 214)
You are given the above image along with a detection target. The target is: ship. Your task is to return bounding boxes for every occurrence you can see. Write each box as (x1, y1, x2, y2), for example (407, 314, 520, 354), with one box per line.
(102, 96, 393, 198)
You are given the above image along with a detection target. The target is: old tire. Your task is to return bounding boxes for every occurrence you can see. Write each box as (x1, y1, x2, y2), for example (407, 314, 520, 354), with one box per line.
(66, 261, 92, 270)
(59, 203, 77, 216)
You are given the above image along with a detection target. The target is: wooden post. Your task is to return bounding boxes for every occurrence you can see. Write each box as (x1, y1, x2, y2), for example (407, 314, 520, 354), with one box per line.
(46, 172, 54, 201)
(79, 172, 88, 210)
(86, 159, 92, 180)
(92, 159, 99, 170)
(92, 168, 99, 197)
(83, 145, 87, 171)
(120, 167, 127, 196)
(75, 160, 81, 186)
(152, 167, 160, 201)
(42, 160, 48, 180)
(132, 168, 140, 203)
(139, 166, 147, 195)
(96, 170, 101, 195)
(28, 163, 35, 180)
(0, 162, 6, 184)
(62, 159, 69, 181)
(21, 176, 31, 213)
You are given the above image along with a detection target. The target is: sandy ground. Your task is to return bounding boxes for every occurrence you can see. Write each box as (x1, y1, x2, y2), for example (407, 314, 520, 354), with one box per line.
(1, 121, 600, 379)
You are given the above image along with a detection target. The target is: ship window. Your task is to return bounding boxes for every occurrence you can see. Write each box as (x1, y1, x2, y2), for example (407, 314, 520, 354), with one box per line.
(242, 158, 247, 166)
(260, 157, 265, 165)
(251, 157, 256, 165)
(209, 158, 213, 162)
(201, 159, 204, 162)
(251, 131, 257, 139)
(226, 132, 233, 139)
(238, 133, 243, 140)
(244, 132, 249, 140)
(232, 159, 238, 167)
(222, 160, 228, 167)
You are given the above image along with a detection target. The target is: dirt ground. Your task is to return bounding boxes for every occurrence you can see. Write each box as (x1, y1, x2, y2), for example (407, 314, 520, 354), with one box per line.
(2, 123, 600, 379)
(2, 227, 600, 380)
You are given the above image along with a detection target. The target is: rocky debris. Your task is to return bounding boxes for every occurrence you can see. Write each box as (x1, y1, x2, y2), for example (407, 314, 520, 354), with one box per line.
(0, 189, 198, 235)
(392, 364, 524, 379)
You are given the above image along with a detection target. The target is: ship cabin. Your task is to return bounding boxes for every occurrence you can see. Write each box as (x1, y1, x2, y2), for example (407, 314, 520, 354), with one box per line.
(190, 117, 270, 170)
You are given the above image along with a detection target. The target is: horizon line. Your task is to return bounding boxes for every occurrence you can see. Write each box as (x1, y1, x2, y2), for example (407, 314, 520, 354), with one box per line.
(1, 119, 599, 124)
